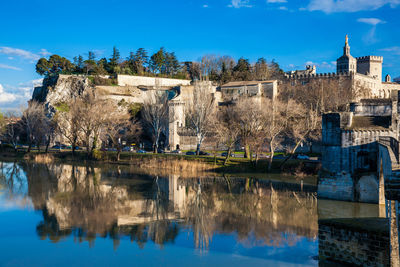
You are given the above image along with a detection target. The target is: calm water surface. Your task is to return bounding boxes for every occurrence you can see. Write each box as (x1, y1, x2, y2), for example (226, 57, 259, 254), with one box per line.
(0, 161, 378, 267)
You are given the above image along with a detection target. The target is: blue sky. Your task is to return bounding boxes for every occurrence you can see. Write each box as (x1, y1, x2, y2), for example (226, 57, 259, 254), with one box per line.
(1, 0, 400, 110)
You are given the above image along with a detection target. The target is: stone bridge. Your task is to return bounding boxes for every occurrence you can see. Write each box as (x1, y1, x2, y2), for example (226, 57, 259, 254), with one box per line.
(378, 136, 400, 204)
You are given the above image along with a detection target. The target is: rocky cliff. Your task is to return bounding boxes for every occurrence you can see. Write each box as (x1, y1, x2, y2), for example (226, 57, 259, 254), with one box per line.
(32, 74, 94, 114)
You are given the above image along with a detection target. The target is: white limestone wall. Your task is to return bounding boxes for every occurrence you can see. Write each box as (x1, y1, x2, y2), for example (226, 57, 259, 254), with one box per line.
(354, 73, 382, 98)
(382, 83, 400, 98)
(117, 75, 191, 87)
(351, 103, 392, 116)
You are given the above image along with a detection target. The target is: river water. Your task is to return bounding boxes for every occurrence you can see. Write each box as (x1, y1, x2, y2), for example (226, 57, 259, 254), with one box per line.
(0, 161, 379, 266)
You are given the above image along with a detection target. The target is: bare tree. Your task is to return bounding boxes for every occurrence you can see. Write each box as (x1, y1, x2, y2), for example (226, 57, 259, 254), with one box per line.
(200, 55, 218, 81)
(102, 113, 131, 161)
(0, 112, 5, 137)
(77, 93, 111, 155)
(54, 101, 82, 155)
(234, 98, 264, 159)
(3, 112, 21, 151)
(260, 99, 286, 171)
(141, 91, 170, 153)
(185, 82, 215, 155)
(280, 100, 321, 168)
(21, 101, 49, 152)
(214, 106, 240, 165)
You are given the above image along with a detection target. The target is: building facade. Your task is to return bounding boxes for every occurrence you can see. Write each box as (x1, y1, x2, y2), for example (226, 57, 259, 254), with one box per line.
(319, 91, 400, 203)
(282, 35, 400, 101)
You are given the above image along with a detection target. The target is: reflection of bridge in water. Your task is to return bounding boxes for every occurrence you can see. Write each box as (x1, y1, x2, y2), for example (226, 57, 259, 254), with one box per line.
(317, 136, 400, 266)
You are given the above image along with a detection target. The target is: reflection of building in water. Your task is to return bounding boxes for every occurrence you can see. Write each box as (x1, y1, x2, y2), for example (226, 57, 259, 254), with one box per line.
(20, 162, 319, 249)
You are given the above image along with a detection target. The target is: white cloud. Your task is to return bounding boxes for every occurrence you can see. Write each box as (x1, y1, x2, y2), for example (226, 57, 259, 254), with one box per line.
(0, 84, 17, 103)
(307, 0, 400, 13)
(39, 49, 51, 56)
(380, 46, 400, 55)
(357, 18, 386, 25)
(357, 18, 385, 44)
(267, 0, 287, 3)
(278, 6, 288, 10)
(203, 4, 209, 7)
(0, 63, 22, 71)
(304, 61, 336, 70)
(0, 47, 40, 61)
(228, 0, 252, 8)
(0, 79, 43, 107)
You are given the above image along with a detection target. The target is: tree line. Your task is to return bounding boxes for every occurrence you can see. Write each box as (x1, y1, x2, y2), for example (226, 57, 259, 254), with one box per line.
(0, 81, 319, 171)
(35, 47, 285, 85)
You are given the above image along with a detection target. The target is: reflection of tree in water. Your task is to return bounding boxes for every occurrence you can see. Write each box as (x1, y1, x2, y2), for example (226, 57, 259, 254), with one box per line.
(0, 161, 25, 196)
(146, 176, 178, 248)
(184, 179, 215, 251)
(180, 177, 318, 249)
(0, 161, 32, 208)
(2, 161, 318, 251)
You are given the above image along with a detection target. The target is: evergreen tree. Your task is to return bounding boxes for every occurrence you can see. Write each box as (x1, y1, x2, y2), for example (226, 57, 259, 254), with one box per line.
(184, 61, 201, 81)
(254, 57, 269, 80)
(109, 46, 121, 74)
(73, 55, 84, 73)
(233, 58, 252, 81)
(220, 61, 232, 84)
(88, 51, 96, 61)
(269, 59, 284, 79)
(97, 58, 109, 75)
(134, 48, 149, 74)
(84, 51, 97, 75)
(35, 55, 74, 76)
(164, 52, 180, 75)
(150, 47, 166, 74)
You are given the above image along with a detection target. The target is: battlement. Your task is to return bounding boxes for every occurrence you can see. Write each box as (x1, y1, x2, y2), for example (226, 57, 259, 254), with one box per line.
(285, 72, 352, 79)
(356, 56, 383, 62)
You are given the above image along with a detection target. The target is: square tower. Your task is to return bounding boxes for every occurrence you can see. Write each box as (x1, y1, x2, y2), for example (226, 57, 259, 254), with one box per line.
(356, 56, 383, 81)
(336, 35, 357, 74)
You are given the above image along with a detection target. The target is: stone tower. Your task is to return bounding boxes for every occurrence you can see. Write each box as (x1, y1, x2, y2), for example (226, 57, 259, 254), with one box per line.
(337, 35, 357, 74)
(356, 55, 383, 81)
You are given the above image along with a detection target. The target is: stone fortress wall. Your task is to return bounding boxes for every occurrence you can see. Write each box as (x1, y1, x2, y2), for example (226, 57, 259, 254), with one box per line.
(117, 74, 191, 87)
(319, 91, 400, 203)
(284, 36, 400, 100)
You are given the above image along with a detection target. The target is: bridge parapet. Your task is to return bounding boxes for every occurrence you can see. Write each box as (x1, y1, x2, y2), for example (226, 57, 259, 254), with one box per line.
(379, 136, 400, 166)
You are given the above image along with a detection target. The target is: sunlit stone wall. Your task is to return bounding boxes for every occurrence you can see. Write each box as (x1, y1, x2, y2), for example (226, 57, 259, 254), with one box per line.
(319, 218, 390, 266)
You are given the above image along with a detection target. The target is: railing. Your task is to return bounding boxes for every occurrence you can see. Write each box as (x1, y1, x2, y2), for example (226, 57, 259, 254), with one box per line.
(379, 136, 400, 163)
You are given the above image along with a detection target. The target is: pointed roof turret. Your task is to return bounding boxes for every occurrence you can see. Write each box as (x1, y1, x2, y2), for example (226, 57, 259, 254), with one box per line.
(344, 34, 351, 56)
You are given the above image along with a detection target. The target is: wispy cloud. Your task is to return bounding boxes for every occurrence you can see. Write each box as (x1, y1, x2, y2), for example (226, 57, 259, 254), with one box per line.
(228, 0, 252, 8)
(0, 63, 22, 71)
(203, 4, 209, 8)
(357, 17, 386, 25)
(278, 6, 288, 10)
(307, 0, 400, 13)
(267, 0, 287, 3)
(357, 18, 386, 44)
(305, 61, 336, 70)
(380, 46, 400, 55)
(0, 47, 40, 61)
(39, 49, 51, 56)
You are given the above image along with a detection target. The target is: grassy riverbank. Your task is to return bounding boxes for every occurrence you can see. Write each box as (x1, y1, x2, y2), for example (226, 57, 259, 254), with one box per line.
(0, 147, 320, 182)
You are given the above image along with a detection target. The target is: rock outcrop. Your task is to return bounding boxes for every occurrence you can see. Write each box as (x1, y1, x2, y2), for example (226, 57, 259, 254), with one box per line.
(32, 74, 94, 114)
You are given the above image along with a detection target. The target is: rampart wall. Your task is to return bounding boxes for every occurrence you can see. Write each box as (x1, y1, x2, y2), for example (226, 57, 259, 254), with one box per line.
(117, 75, 191, 87)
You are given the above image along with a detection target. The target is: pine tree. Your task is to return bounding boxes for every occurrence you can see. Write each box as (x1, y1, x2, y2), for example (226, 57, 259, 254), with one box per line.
(109, 46, 121, 74)
(150, 47, 166, 74)
(233, 58, 252, 81)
